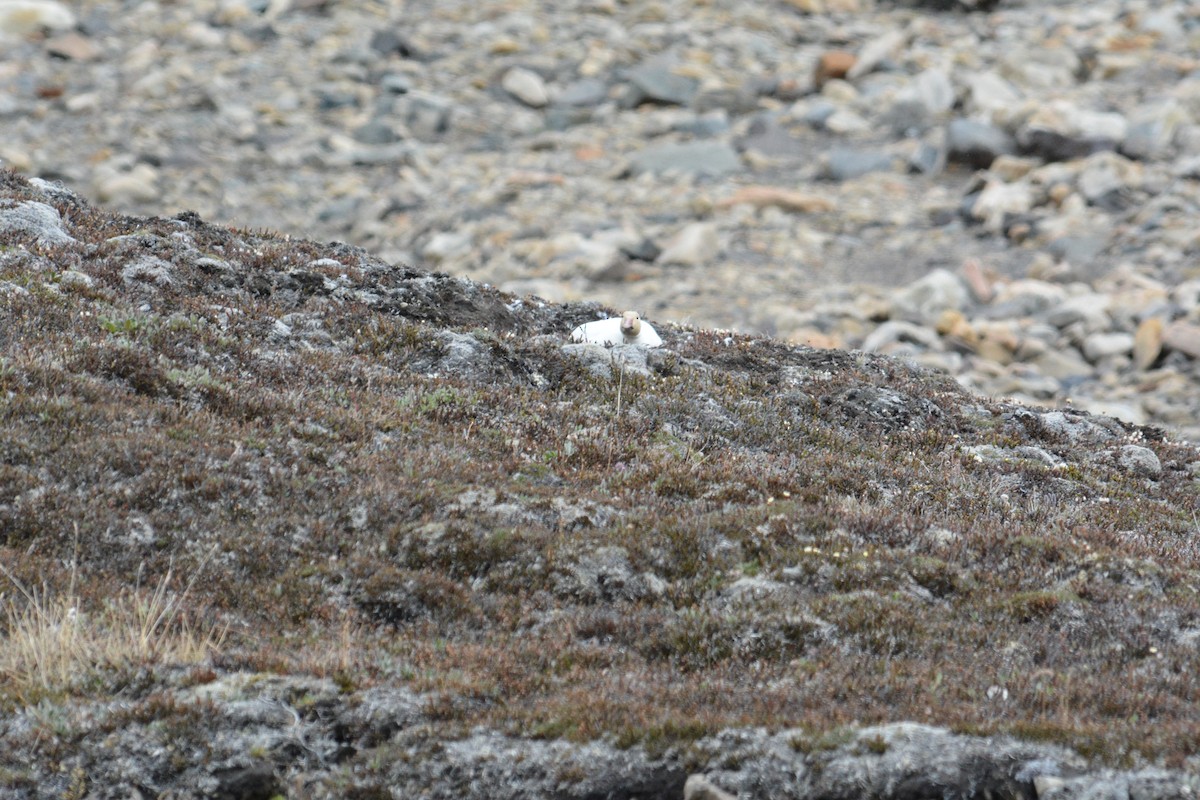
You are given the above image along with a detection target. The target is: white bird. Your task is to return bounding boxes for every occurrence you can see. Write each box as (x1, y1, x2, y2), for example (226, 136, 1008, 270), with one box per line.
(570, 310, 663, 348)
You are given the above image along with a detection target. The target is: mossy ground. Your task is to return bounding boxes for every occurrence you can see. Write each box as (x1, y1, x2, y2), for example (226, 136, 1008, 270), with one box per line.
(2, 168, 1200, 773)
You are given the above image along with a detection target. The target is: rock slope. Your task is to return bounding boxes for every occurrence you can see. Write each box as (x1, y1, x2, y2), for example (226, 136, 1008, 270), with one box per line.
(7, 0, 1200, 441)
(3, 170, 1200, 796)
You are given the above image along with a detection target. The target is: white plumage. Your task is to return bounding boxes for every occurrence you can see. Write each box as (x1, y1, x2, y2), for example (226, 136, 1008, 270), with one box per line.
(570, 310, 663, 348)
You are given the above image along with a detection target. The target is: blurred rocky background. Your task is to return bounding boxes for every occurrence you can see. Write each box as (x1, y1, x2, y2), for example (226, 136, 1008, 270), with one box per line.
(4, 0, 1200, 438)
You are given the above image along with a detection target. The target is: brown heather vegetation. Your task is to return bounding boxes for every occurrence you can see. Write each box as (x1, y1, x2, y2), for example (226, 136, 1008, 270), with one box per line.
(2, 166, 1200, 778)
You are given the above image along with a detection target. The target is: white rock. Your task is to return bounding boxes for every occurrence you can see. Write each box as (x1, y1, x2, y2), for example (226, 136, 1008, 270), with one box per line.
(93, 162, 161, 205)
(861, 320, 942, 352)
(1044, 294, 1111, 331)
(964, 71, 1022, 121)
(0, 0, 74, 38)
(501, 67, 549, 108)
(889, 269, 969, 325)
(970, 178, 1033, 232)
(656, 222, 718, 267)
(912, 68, 955, 115)
(1118, 444, 1161, 478)
(684, 774, 737, 800)
(570, 311, 662, 348)
(422, 231, 472, 262)
(1082, 331, 1134, 362)
(848, 29, 906, 79)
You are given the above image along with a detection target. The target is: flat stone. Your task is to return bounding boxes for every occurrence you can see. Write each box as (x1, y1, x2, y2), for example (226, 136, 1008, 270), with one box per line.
(0, 199, 76, 245)
(964, 71, 1022, 118)
(501, 67, 549, 108)
(1043, 295, 1111, 331)
(737, 116, 808, 158)
(44, 31, 100, 60)
(1017, 103, 1126, 162)
(1162, 320, 1200, 359)
(716, 186, 835, 214)
(861, 320, 942, 352)
(912, 69, 955, 115)
(561, 343, 652, 378)
(848, 29, 906, 79)
(1118, 445, 1161, 479)
(624, 59, 699, 107)
(423, 231, 473, 262)
(890, 269, 969, 325)
(93, 162, 161, 204)
(1032, 348, 1092, 381)
(1082, 331, 1134, 362)
(0, 0, 74, 37)
(656, 222, 719, 267)
(823, 149, 897, 182)
(626, 140, 741, 177)
(1133, 317, 1164, 370)
(684, 774, 737, 800)
(946, 118, 1017, 169)
(814, 51, 856, 89)
(968, 178, 1033, 231)
(555, 78, 607, 107)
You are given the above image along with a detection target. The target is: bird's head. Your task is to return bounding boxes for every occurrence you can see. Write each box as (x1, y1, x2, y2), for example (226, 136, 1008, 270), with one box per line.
(620, 310, 642, 338)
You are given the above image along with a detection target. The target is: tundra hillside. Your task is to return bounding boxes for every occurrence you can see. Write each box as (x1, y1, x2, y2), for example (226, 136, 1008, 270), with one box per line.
(2, 169, 1200, 798)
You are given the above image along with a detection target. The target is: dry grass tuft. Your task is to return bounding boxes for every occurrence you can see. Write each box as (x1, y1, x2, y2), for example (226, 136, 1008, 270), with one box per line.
(0, 540, 225, 702)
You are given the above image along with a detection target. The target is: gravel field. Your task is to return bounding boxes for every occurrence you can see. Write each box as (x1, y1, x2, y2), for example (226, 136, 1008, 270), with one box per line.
(5, 0, 1200, 437)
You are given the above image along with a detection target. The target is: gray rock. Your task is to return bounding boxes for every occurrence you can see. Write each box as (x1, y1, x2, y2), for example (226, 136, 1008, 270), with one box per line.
(422, 230, 472, 262)
(1163, 320, 1200, 358)
(555, 77, 608, 107)
(1171, 154, 1200, 180)
(555, 546, 653, 602)
(882, 97, 935, 137)
(946, 118, 1017, 168)
(395, 91, 454, 138)
(913, 69, 955, 114)
(1082, 332, 1134, 362)
(890, 269, 969, 325)
(388, 729, 686, 799)
(811, 723, 1076, 800)
(0, 199, 75, 245)
(861, 320, 942, 352)
(963, 444, 1065, 469)
(847, 29, 906, 79)
(673, 110, 731, 138)
(1047, 235, 1108, 269)
(964, 70, 1021, 117)
(379, 73, 411, 94)
(501, 66, 549, 108)
(737, 115, 808, 158)
(1122, 120, 1169, 161)
(1032, 348, 1093, 382)
(1118, 445, 1162, 480)
(121, 256, 174, 288)
(823, 149, 898, 182)
(561, 342, 652, 378)
(624, 58, 700, 107)
(909, 141, 945, 174)
(1038, 410, 1120, 443)
(684, 774, 737, 800)
(1044, 295, 1111, 331)
(1018, 105, 1127, 163)
(0, 0, 74, 36)
(625, 140, 741, 177)
(657, 221, 718, 266)
(796, 100, 834, 130)
(968, 178, 1034, 231)
(369, 29, 422, 59)
(353, 118, 403, 145)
